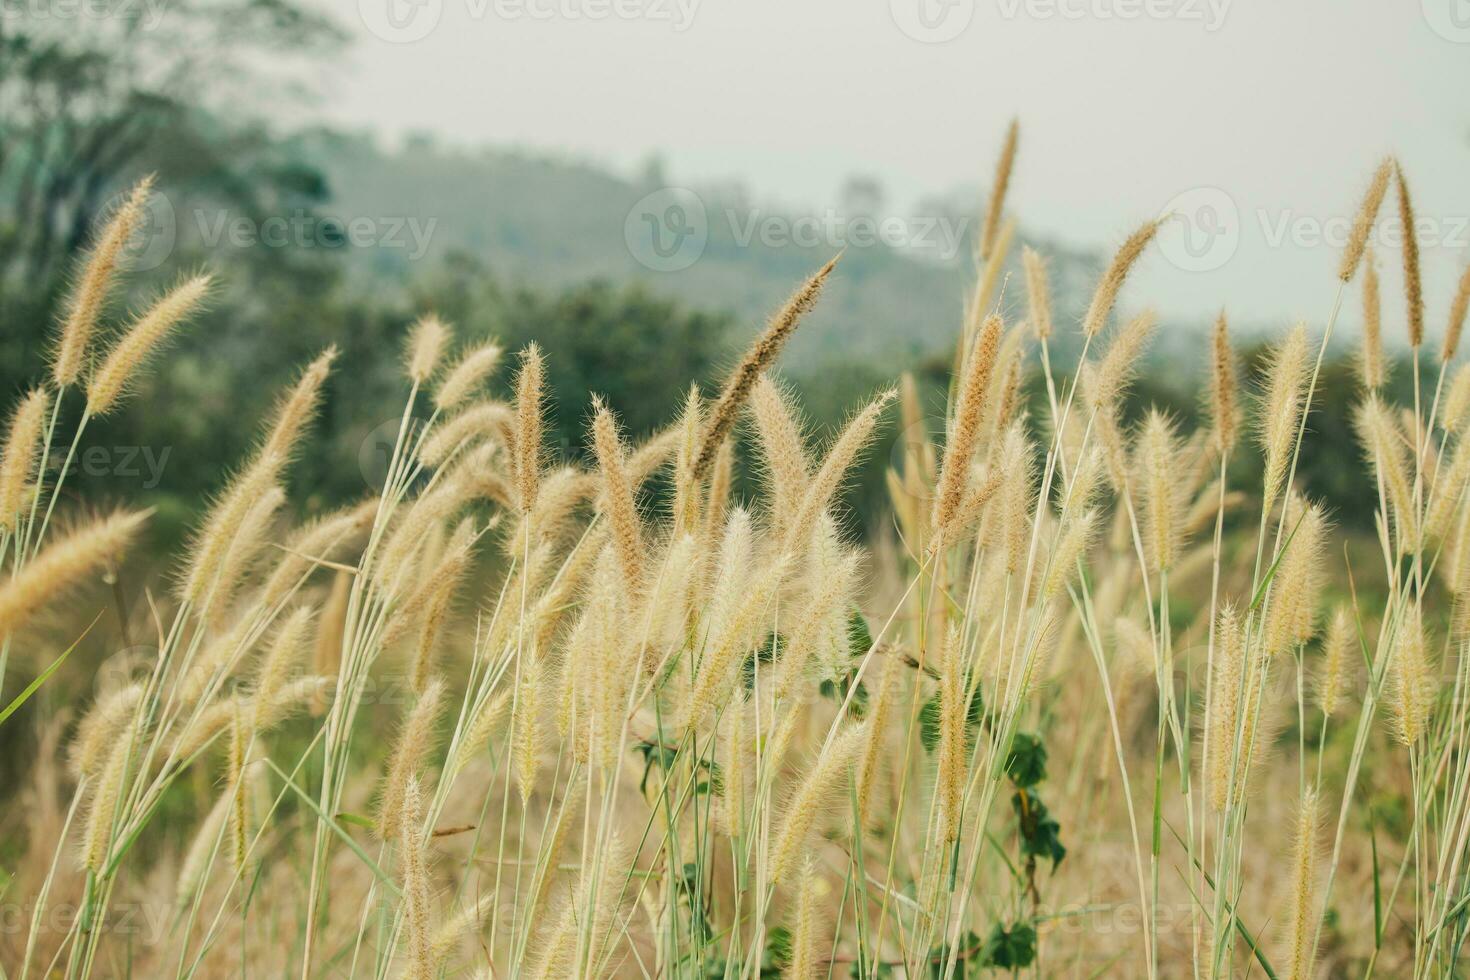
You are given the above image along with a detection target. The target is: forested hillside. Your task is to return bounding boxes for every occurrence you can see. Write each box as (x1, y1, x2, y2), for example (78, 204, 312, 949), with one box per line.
(295, 129, 1104, 369)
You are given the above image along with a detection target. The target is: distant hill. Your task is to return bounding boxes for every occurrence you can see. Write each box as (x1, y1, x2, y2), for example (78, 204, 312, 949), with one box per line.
(293, 129, 1107, 371)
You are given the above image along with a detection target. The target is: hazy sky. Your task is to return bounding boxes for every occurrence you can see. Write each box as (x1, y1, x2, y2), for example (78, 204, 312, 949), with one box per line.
(315, 0, 1470, 332)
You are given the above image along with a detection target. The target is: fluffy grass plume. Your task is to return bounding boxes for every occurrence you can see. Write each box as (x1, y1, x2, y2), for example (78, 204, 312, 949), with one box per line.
(770, 724, 864, 885)
(1315, 605, 1355, 718)
(1264, 496, 1328, 655)
(1393, 161, 1425, 348)
(590, 396, 643, 596)
(1356, 394, 1418, 547)
(1339, 158, 1392, 283)
(692, 254, 839, 481)
(85, 274, 211, 415)
(0, 510, 148, 635)
(1279, 789, 1322, 980)
(406, 313, 449, 384)
(80, 718, 135, 872)
(11, 133, 1470, 980)
(0, 388, 48, 533)
(1446, 261, 1470, 363)
(434, 340, 503, 411)
(933, 313, 1002, 539)
(1360, 248, 1386, 389)
(1389, 613, 1435, 745)
(1081, 219, 1158, 338)
(379, 678, 447, 841)
(979, 118, 1019, 263)
(260, 346, 337, 464)
(1023, 245, 1054, 341)
(53, 177, 153, 387)
(1136, 409, 1186, 574)
(512, 343, 546, 514)
(398, 776, 435, 980)
(1209, 311, 1238, 454)
(785, 859, 829, 980)
(1257, 321, 1310, 515)
(750, 374, 811, 535)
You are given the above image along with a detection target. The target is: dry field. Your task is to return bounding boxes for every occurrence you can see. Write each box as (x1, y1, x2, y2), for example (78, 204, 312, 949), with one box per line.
(1, 133, 1467, 978)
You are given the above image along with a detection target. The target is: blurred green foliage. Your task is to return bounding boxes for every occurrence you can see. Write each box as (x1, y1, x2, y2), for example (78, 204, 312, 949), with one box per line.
(420, 254, 732, 456)
(0, 0, 1404, 548)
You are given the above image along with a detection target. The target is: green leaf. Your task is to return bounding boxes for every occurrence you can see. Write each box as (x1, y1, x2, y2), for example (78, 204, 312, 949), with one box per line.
(741, 632, 783, 690)
(847, 608, 874, 655)
(762, 924, 793, 973)
(1005, 732, 1048, 788)
(634, 738, 679, 793)
(704, 759, 725, 797)
(919, 678, 985, 754)
(979, 921, 1037, 970)
(335, 811, 377, 830)
(919, 693, 941, 752)
(820, 669, 870, 718)
(965, 682, 985, 731)
(1012, 790, 1066, 869)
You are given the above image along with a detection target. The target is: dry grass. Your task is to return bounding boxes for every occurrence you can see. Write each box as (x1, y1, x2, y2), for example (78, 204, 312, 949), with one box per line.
(1, 136, 1468, 980)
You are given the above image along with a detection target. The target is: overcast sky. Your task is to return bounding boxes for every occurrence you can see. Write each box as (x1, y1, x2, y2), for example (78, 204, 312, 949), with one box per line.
(313, 0, 1470, 334)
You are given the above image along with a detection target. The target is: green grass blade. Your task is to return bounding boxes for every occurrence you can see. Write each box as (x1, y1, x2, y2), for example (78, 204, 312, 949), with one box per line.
(0, 613, 100, 727)
(1165, 819, 1279, 980)
(1248, 511, 1305, 613)
(1370, 814, 1383, 946)
(263, 757, 401, 898)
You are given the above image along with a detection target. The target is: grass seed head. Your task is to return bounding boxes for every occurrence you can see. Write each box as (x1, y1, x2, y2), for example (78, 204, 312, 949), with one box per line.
(379, 678, 447, 841)
(434, 340, 503, 411)
(1394, 161, 1425, 348)
(0, 388, 49, 533)
(86, 274, 211, 416)
(1257, 322, 1311, 516)
(1359, 250, 1386, 390)
(1280, 789, 1322, 980)
(591, 396, 643, 597)
(1209, 311, 1239, 454)
(933, 314, 1003, 539)
(979, 118, 1019, 263)
(1355, 394, 1418, 547)
(54, 176, 153, 387)
(1446, 260, 1470, 363)
(1339, 158, 1392, 283)
(406, 313, 450, 384)
(1082, 219, 1158, 338)
(1315, 605, 1355, 718)
(1389, 613, 1435, 745)
(1023, 245, 1053, 341)
(512, 343, 546, 514)
(0, 509, 149, 636)
(261, 346, 337, 464)
(693, 254, 839, 482)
